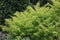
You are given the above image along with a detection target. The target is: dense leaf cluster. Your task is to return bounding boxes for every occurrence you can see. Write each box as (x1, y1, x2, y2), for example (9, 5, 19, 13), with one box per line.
(1, 0, 60, 40)
(0, 0, 54, 25)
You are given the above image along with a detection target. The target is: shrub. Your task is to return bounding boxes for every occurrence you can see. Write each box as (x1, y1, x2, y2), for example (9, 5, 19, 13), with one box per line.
(0, 0, 54, 25)
(1, 0, 60, 40)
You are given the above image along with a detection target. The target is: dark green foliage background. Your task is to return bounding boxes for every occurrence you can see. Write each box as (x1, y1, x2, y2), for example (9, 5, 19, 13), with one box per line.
(0, 0, 30, 25)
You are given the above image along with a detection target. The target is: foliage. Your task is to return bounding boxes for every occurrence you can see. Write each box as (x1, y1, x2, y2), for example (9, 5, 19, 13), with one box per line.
(0, 0, 54, 25)
(0, 0, 30, 25)
(1, 0, 60, 40)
